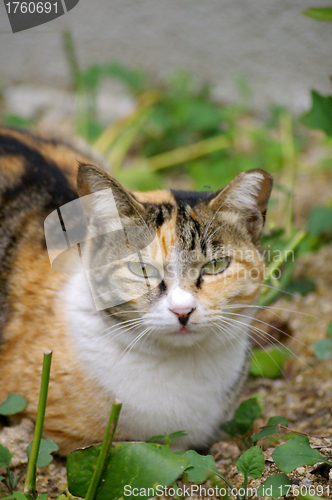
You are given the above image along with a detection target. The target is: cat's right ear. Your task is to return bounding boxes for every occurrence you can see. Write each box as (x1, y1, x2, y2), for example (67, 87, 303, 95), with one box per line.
(77, 164, 145, 221)
(208, 169, 273, 240)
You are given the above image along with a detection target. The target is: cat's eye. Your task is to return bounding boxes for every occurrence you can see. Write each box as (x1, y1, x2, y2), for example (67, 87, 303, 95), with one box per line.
(128, 261, 159, 278)
(201, 257, 230, 275)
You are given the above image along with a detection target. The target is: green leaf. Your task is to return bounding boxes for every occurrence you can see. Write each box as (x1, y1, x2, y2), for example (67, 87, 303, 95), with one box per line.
(67, 441, 190, 500)
(4, 114, 34, 129)
(252, 416, 288, 442)
(0, 394, 27, 415)
(0, 444, 12, 468)
(1, 492, 29, 500)
(184, 450, 219, 483)
(235, 398, 262, 425)
(148, 434, 167, 443)
(116, 165, 163, 191)
(236, 447, 265, 479)
(303, 8, 332, 22)
(313, 338, 332, 361)
(220, 419, 248, 437)
(305, 91, 332, 137)
(148, 430, 188, 444)
(267, 416, 288, 426)
(38, 494, 48, 500)
(14, 494, 29, 500)
(27, 439, 59, 467)
(308, 207, 332, 236)
(221, 398, 262, 437)
(0, 475, 5, 480)
(183, 450, 232, 489)
(82, 62, 146, 94)
(272, 435, 332, 473)
(250, 347, 291, 379)
(286, 279, 315, 296)
(168, 430, 188, 441)
(257, 473, 290, 496)
(327, 324, 332, 338)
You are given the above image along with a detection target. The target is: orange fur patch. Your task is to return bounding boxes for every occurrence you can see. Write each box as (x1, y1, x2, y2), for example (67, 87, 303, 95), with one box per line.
(0, 155, 25, 185)
(133, 190, 174, 205)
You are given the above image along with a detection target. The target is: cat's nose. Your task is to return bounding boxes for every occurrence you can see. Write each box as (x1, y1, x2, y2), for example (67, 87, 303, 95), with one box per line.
(170, 307, 195, 326)
(168, 287, 196, 326)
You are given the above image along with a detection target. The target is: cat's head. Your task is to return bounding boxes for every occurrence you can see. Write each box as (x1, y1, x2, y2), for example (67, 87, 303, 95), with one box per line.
(77, 165, 273, 349)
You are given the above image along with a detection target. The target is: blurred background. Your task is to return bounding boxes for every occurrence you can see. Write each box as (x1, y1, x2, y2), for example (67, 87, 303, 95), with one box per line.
(1, 4, 332, 494)
(0, 0, 332, 111)
(0, 0, 332, 307)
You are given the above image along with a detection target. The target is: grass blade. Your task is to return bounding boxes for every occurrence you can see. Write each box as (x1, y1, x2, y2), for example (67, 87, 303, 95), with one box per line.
(24, 350, 52, 500)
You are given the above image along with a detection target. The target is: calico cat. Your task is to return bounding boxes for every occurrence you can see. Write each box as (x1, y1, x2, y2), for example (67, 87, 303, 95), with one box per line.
(0, 127, 273, 454)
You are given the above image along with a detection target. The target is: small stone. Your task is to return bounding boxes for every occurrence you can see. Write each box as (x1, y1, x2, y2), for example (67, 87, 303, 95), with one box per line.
(0, 418, 34, 467)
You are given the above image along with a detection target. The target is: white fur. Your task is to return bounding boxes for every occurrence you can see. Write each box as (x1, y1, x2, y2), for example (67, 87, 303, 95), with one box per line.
(168, 286, 197, 316)
(65, 272, 252, 449)
(225, 172, 264, 212)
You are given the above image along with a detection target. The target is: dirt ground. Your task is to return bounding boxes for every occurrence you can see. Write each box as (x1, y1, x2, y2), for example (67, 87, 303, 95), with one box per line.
(0, 165, 332, 500)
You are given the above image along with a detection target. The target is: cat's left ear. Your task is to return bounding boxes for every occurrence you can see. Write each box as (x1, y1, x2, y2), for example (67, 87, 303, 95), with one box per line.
(77, 164, 145, 222)
(208, 169, 273, 239)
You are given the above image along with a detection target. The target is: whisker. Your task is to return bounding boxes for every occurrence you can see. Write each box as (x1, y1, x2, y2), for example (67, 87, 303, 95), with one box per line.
(259, 282, 304, 300)
(121, 327, 151, 357)
(216, 316, 293, 381)
(98, 318, 144, 340)
(221, 311, 311, 351)
(216, 312, 307, 357)
(223, 303, 316, 319)
(210, 321, 254, 373)
(245, 321, 308, 369)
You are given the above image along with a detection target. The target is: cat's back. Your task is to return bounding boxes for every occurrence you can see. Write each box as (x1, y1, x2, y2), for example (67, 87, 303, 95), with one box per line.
(0, 128, 113, 452)
(0, 126, 86, 207)
(0, 128, 93, 332)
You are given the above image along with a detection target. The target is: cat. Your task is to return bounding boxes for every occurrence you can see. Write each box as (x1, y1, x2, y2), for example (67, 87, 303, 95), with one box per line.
(0, 126, 273, 454)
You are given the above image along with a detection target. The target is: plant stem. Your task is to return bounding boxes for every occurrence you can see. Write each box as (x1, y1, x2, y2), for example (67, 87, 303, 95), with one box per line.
(24, 350, 52, 500)
(131, 134, 230, 172)
(62, 31, 81, 92)
(93, 90, 160, 156)
(215, 471, 234, 490)
(280, 111, 296, 239)
(85, 400, 122, 500)
(106, 107, 152, 172)
(263, 229, 306, 286)
(5, 467, 13, 492)
(299, 495, 325, 500)
(15, 464, 28, 488)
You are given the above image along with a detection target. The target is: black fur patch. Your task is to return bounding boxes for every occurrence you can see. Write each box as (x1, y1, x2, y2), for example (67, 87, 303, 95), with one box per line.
(155, 206, 165, 227)
(143, 202, 173, 228)
(0, 133, 78, 340)
(158, 280, 167, 294)
(171, 190, 216, 208)
(0, 134, 78, 210)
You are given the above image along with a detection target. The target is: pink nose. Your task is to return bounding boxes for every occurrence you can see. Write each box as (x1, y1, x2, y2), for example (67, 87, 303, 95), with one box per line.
(170, 306, 194, 316)
(169, 307, 195, 326)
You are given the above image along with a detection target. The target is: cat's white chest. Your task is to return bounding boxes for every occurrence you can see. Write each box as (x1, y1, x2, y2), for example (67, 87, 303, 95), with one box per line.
(65, 274, 249, 448)
(105, 347, 247, 448)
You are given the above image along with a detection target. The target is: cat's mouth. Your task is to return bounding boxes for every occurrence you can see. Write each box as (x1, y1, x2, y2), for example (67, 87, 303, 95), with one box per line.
(177, 325, 189, 334)
(175, 324, 195, 335)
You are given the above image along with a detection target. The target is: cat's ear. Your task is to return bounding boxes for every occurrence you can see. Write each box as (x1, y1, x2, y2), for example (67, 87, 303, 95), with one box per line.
(208, 169, 273, 239)
(77, 164, 145, 220)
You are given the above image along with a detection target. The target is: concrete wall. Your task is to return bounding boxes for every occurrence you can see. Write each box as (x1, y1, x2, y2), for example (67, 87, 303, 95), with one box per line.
(0, 0, 331, 112)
